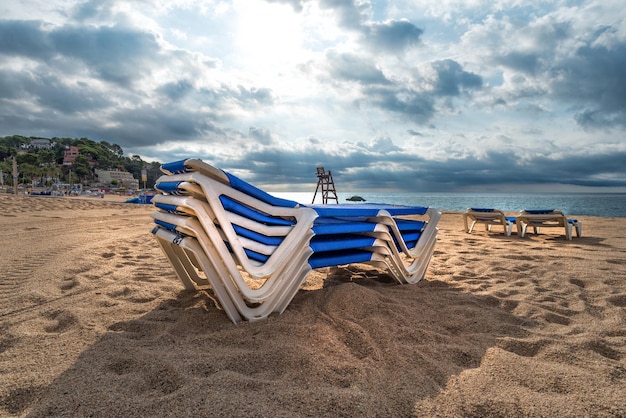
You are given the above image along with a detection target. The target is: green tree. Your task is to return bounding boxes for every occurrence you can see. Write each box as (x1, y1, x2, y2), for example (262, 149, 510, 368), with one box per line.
(19, 162, 39, 185)
(16, 152, 39, 166)
(38, 149, 55, 166)
(72, 154, 92, 183)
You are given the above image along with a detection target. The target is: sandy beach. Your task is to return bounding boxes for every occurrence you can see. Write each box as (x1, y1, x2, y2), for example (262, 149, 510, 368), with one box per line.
(1, 194, 625, 417)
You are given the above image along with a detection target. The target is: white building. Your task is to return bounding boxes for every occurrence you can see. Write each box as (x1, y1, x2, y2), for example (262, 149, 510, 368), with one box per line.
(27, 139, 55, 150)
(95, 169, 139, 190)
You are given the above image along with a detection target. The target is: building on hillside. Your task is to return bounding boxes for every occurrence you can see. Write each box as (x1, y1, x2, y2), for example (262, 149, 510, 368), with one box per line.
(95, 169, 139, 190)
(63, 146, 80, 165)
(28, 138, 55, 149)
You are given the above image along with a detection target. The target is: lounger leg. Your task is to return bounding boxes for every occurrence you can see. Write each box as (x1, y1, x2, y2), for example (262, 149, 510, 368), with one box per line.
(519, 223, 528, 238)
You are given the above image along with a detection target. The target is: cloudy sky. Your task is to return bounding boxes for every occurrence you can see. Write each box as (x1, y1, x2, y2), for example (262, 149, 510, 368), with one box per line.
(1, 0, 625, 192)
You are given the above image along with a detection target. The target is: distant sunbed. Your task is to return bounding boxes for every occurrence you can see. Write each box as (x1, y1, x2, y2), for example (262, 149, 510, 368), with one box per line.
(463, 208, 516, 236)
(516, 210, 582, 240)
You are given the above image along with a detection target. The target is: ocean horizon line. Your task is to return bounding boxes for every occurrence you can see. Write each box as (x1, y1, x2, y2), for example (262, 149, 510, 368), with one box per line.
(273, 191, 626, 218)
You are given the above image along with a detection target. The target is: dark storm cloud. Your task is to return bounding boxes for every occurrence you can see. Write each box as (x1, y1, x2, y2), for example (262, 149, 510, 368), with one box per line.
(492, 19, 626, 130)
(0, 20, 161, 87)
(155, 82, 274, 113)
(70, 0, 116, 21)
(323, 56, 480, 121)
(363, 19, 423, 52)
(494, 20, 570, 75)
(314, 0, 424, 53)
(156, 80, 195, 101)
(50, 25, 161, 87)
(249, 127, 275, 145)
(551, 40, 626, 129)
(431, 59, 482, 96)
(325, 51, 390, 85)
(202, 143, 626, 192)
(32, 75, 113, 113)
(361, 136, 402, 153)
(0, 68, 113, 113)
(319, 0, 368, 30)
(363, 85, 435, 122)
(234, 86, 274, 105)
(0, 20, 52, 58)
(93, 105, 232, 148)
(495, 52, 541, 75)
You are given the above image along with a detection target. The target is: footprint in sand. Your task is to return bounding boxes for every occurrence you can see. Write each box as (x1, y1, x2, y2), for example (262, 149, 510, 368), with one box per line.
(1, 385, 45, 415)
(496, 337, 549, 357)
(569, 278, 586, 288)
(585, 339, 621, 361)
(542, 311, 571, 325)
(42, 309, 78, 333)
(59, 277, 80, 291)
(607, 294, 626, 307)
(0, 328, 16, 354)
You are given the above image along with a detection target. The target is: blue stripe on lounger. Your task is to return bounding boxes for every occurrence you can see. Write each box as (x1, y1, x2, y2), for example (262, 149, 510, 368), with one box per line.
(395, 219, 426, 232)
(309, 235, 377, 252)
(390, 231, 422, 250)
(232, 224, 285, 246)
(470, 208, 495, 212)
(308, 203, 428, 217)
(222, 241, 270, 263)
(219, 195, 295, 226)
(243, 247, 269, 263)
(399, 230, 422, 243)
(160, 159, 190, 174)
(154, 202, 180, 213)
(155, 181, 185, 194)
(225, 172, 299, 208)
(154, 219, 178, 232)
(230, 239, 379, 266)
(308, 249, 375, 269)
(524, 209, 555, 214)
(312, 217, 379, 235)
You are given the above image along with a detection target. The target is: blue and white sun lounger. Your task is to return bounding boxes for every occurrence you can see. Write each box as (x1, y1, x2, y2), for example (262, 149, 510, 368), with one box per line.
(463, 208, 517, 236)
(150, 158, 441, 322)
(516, 209, 582, 240)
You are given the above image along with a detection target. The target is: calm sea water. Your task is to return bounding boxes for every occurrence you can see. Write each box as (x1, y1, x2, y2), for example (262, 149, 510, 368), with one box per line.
(274, 192, 626, 218)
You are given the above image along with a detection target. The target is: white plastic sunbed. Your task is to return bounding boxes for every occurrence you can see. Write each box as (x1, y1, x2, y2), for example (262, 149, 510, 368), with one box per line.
(463, 208, 517, 236)
(516, 209, 582, 240)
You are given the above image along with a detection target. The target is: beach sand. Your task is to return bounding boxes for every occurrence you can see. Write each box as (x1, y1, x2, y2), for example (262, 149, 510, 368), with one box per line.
(1, 194, 625, 417)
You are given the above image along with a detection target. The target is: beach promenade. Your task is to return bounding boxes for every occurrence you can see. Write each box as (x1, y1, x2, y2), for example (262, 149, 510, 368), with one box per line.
(0, 194, 624, 416)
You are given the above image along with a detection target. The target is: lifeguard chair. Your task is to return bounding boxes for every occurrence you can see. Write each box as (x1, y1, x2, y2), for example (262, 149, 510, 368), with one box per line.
(312, 167, 338, 204)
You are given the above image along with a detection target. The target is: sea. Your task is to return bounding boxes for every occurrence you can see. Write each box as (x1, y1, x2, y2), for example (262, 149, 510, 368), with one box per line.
(274, 192, 626, 218)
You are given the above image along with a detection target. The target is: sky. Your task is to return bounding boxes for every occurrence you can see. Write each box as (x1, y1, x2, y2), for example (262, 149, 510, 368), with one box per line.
(1, 0, 626, 193)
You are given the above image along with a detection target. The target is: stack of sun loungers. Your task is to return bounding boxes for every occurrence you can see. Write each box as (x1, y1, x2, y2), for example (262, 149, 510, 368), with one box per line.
(464, 208, 582, 240)
(150, 158, 441, 323)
